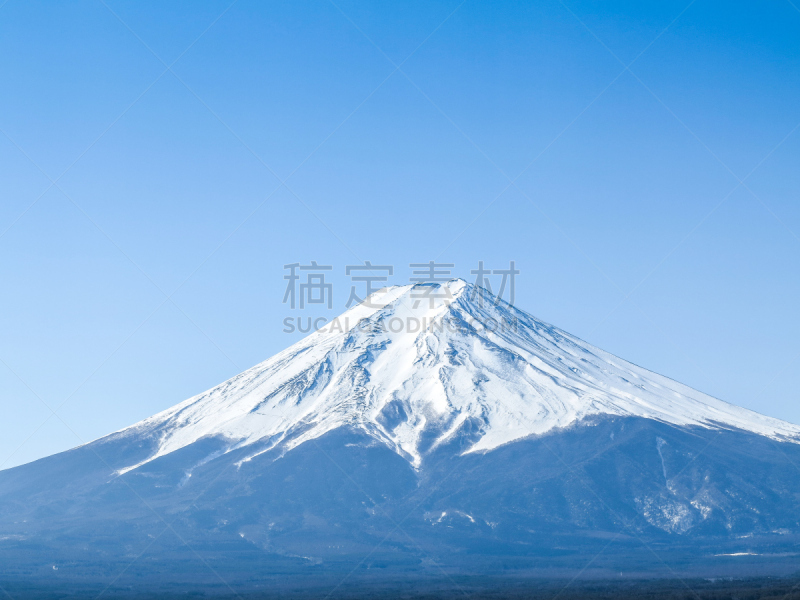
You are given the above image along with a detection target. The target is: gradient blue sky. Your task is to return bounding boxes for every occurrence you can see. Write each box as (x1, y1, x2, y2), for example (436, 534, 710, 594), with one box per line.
(1, 0, 799, 470)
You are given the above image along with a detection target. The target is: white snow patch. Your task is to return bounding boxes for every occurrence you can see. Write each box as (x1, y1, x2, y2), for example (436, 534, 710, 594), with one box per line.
(108, 280, 800, 474)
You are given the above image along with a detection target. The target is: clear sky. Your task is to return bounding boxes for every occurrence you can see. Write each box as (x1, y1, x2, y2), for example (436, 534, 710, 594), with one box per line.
(1, 0, 799, 470)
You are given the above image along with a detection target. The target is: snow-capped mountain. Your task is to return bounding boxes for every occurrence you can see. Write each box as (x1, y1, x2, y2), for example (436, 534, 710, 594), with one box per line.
(116, 279, 799, 473)
(2, 280, 800, 590)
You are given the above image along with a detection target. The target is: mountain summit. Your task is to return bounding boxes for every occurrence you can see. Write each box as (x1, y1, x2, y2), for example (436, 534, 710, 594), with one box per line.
(117, 279, 799, 474)
(2, 280, 800, 589)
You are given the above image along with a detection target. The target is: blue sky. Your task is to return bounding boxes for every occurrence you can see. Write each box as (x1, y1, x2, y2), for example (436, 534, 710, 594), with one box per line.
(1, 0, 799, 470)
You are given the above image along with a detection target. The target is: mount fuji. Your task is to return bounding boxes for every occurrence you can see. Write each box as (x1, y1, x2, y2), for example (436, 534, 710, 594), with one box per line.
(2, 280, 800, 591)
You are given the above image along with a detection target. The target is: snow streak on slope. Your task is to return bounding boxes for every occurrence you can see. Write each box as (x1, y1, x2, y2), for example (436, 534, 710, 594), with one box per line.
(115, 280, 800, 474)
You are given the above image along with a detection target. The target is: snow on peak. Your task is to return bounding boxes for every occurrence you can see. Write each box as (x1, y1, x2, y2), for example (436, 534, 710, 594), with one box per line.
(115, 279, 800, 474)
